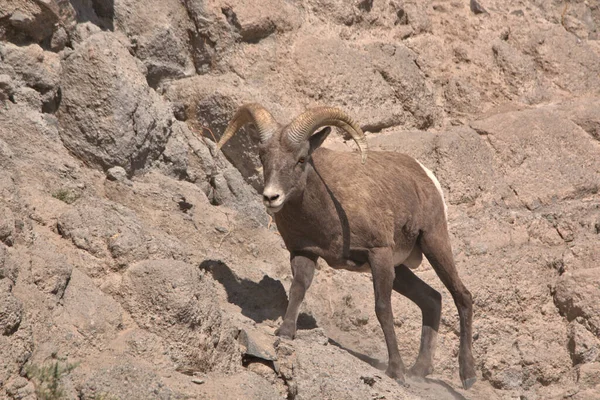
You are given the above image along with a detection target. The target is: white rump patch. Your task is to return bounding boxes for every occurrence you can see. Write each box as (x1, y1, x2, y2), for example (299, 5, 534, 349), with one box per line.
(415, 160, 447, 220)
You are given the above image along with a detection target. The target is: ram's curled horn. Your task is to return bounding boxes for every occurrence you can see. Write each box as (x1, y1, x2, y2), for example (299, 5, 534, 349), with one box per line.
(216, 104, 279, 152)
(284, 107, 368, 163)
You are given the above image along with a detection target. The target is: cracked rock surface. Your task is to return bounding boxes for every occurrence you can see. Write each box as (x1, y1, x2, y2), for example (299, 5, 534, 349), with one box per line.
(0, 0, 599, 399)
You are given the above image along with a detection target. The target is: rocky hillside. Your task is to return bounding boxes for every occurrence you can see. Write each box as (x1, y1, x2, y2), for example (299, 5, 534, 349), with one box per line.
(1, 0, 599, 399)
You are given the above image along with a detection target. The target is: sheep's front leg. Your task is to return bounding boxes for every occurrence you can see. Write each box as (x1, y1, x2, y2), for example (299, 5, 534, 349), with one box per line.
(275, 253, 316, 339)
(370, 247, 406, 382)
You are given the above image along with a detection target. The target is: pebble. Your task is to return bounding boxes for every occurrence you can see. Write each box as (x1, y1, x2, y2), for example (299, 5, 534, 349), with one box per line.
(106, 166, 128, 182)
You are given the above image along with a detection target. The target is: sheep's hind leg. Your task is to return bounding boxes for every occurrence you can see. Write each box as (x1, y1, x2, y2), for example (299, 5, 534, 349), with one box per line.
(419, 228, 476, 390)
(369, 248, 406, 383)
(393, 264, 441, 378)
(275, 253, 316, 339)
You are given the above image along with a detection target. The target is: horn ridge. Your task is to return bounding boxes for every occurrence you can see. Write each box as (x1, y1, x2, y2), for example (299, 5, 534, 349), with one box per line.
(216, 103, 279, 152)
(285, 107, 368, 163)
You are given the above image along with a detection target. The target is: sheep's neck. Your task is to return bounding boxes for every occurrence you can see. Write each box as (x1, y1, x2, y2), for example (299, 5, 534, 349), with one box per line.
(274, 163, 345, 258)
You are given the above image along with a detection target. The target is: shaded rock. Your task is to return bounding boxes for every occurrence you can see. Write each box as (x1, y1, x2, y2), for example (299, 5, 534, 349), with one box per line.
(181, 0, 238, 74)
(165, 74, 284, 193)
(192, 92, 264, 192)
(0, 0, 69, 44)
(0, 279, 23, 335)
(106, 166, 128, 182)
(562, 97, 600, 143)
(112, 0, 196, 88)
(568, 322, 600, 366)
(238, 327, 277, 361)
(555, 268, 600, 337)
(0, 74, 15, 102)
(0, 244, 8, 280)
(154, 95, 268, 221)
(0, 42, 61, 93)
(50, 26, 69, 51)
(68, 0, 113, 30)
(470, 0, 488, 15)
(200, 259, 288, 324)
(119, 260, 241, 373)
(58, 32, 173, 175)
(0, 206, 15, 246)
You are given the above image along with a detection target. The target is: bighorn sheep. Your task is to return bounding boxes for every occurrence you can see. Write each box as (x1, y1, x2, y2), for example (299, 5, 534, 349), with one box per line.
(216, 104, 476, 389)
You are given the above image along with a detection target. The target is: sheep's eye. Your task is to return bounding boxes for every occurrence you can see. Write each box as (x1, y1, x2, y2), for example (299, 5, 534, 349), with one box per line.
(298, 157, 306, 164)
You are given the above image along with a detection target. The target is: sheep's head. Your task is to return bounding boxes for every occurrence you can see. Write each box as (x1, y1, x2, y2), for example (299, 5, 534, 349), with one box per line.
(216, 104, 368, 213)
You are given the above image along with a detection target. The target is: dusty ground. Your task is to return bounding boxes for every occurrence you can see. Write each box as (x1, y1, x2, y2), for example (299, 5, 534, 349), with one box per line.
(1, 0, 599, 399)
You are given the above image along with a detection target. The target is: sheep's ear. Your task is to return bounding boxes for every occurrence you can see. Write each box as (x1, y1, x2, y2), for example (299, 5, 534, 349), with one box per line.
(308, 127, 331, 155)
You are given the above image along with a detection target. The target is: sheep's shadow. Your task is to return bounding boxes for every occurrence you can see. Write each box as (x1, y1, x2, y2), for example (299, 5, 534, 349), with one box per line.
(200, 260, 317, 329)
(328, 338, 467, 400)
(328, 338, 387, 370)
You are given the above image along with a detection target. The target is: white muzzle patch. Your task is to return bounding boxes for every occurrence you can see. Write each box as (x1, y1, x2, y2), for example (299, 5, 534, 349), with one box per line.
(262, 184, 285, 212)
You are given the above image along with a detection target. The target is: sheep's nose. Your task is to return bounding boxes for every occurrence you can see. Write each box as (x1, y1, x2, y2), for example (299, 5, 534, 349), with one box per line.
(263, 193, 280, 202)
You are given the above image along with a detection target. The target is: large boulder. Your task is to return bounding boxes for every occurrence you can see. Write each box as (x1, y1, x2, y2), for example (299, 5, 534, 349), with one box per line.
(118, 260, 241, 373)
(111, 0, 196, 88)
(58, 32, 174, 175)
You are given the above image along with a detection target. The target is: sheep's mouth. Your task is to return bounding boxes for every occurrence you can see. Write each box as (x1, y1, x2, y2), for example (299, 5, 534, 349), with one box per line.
(265, 204, 284, 213)
(266, 204, 284, 213)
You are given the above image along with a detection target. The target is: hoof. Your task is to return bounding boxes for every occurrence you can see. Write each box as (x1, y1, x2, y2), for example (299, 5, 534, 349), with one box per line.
(408, 364, 434, 378)
(462, 377, 476, 390)
(385, 366, 406, 384)
(395, 378, 409, 388)
(274, 325, 295, 339)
